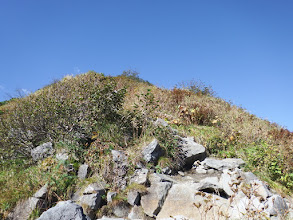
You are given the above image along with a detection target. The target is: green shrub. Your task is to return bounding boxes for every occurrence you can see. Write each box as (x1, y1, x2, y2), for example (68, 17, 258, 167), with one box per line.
(119, 69, 151, 85)
(176, 79, 215, 96)
(0, 72, 127, 159)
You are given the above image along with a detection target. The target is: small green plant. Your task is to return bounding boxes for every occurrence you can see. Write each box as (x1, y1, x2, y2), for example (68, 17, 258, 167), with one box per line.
(156, 156, 171, 171)
(28, 208, 41, 220)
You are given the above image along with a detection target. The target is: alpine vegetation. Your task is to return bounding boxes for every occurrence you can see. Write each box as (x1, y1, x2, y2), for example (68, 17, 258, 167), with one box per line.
(1, 71, 293, 219)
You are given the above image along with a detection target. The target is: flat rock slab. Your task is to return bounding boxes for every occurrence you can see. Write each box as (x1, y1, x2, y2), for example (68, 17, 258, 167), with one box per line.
(202, 158, 245, 171)
(157, 182, 229, 219)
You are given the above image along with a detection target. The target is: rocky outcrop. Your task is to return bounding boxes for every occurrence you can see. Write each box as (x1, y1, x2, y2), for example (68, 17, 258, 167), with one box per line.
(24, 137, 291, 220)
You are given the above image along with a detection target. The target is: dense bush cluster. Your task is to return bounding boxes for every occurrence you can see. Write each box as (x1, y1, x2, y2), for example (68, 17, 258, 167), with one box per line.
(0, 72, 127, 159)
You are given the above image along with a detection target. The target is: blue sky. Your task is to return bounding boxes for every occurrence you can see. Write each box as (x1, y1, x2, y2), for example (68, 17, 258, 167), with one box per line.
(0, 1, 292, 131)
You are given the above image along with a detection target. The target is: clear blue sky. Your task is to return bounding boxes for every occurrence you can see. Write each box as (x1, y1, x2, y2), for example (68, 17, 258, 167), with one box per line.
(0, 1, 292, 131)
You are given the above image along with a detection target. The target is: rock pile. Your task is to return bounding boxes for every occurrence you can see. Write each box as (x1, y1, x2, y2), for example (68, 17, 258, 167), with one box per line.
(33, 136, 291, 220)
(8, 131, 292, 220)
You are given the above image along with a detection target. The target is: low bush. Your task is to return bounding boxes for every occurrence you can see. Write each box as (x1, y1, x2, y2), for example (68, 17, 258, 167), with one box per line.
(0, 72, 127, 159)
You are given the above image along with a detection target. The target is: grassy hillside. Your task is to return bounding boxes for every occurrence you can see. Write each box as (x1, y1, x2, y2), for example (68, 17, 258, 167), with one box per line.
(1, 71, 293, 218)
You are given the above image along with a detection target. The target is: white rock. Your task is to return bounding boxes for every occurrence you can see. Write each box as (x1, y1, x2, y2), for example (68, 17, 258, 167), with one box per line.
(265, 195, 288, 216)
(127, 191, 140, 206)
(130, 168, 149, 185)
(251, 180, 272, 200)
(107, 191, 117, 203)
(78, 164, 89, 180)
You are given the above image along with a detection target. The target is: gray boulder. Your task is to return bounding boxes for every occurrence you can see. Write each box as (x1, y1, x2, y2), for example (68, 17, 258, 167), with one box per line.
(79, 194, 104, 219)
(142, 139, 163, 163)
(141, 173, 172, 217)
(34, 184, 48, 199)
(157, 182, 229, 219)
(130, 168, 149, 185)
(78, 164, 89, 180)
(37, 200, 90, 220)
(202, 158, 245, 171)
(127, 191, 141, 206)
(31, 142, 54, 161)
(128, 205, 145, 219)
(178, 137, 206, 168)
(112, 202, 131, 218)
(265, 195, 288, 217)
(74, 183, 106, 219)
(195, 176, 229, 198)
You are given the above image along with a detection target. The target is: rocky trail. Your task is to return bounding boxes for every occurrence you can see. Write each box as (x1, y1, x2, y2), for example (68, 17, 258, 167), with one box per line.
(7, 123, 293, 220)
